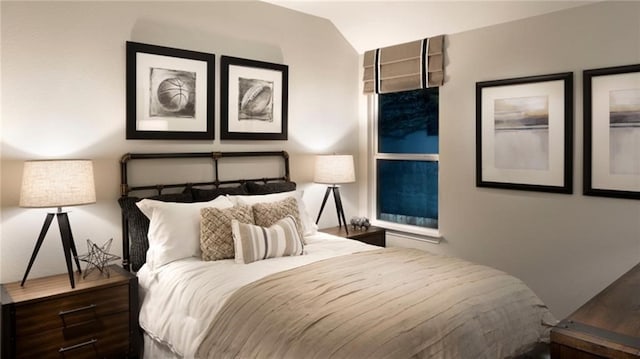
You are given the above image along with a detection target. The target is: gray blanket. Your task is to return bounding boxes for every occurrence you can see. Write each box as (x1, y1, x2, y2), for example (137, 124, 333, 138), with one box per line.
(196, 248, 555, 358)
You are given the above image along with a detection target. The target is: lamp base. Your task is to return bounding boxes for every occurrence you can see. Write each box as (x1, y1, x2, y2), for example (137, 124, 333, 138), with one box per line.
(21, 210, 82, 288)
(315, 185, 349, 235)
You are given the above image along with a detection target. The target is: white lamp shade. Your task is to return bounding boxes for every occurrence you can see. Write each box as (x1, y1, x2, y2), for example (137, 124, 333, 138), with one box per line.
(314, 155, 355, 184)
(20, 160, 96, 208)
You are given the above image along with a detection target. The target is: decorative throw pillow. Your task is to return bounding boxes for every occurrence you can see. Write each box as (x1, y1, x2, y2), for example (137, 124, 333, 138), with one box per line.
(136, 196, 234, 270)
(251, 197, 304, 241)
(200, 205, 254, 261)
(232, 216, 304, 264)
(245, 181, 296, 195)
(190, 184, 248, 202)
(229, 190, 318, 237)
(118, 192, 193, 272)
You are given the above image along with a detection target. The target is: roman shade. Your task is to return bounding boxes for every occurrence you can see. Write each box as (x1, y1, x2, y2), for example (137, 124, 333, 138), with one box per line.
(363, 35, 445, 94)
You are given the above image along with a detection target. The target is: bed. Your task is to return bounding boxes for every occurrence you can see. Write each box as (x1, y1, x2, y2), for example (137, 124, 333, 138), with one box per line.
(118, 151, 556, 359)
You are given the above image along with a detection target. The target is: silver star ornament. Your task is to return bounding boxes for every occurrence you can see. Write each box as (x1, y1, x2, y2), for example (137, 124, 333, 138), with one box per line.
(77, 238, 121, 278)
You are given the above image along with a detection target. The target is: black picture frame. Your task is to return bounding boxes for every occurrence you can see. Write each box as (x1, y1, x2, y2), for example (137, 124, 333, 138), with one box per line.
(476, 72, 573, 193)
(584, 63, 640, 200)
(220, 56, 288, 140)
(126, 41, 215, 140)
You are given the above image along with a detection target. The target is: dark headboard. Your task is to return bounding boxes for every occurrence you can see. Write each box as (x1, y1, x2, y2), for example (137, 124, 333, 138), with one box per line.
(119, 151, 290, 271)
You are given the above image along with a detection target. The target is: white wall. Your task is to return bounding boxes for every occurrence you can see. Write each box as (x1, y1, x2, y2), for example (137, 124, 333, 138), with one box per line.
(1, 1, 359, 282)
(383, 1, 640, 319)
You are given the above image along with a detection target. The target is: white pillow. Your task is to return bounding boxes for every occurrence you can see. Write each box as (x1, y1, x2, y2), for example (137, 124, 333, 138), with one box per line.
(137, 196, 234, 270)
(227, 190, 318, 236)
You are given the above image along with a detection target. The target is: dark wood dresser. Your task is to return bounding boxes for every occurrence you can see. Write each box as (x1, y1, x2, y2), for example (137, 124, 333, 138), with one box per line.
(550, 262, 640, 358)
(322, 225, 386, 247)
(1, 265, 138, 358)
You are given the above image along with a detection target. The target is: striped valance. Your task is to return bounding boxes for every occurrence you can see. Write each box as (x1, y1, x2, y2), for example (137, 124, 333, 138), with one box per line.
(363, 35, 445, 94)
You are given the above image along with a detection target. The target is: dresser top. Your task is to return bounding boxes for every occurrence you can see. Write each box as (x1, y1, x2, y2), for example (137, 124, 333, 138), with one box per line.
(552, 262, 640, 355)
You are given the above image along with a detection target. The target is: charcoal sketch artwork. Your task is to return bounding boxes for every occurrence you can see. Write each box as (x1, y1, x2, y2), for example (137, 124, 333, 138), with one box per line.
(238, 77, 273, 122)
(609, 88, 640, 175)
(494, 95, 549, 170)
(149, 68, 196, 118)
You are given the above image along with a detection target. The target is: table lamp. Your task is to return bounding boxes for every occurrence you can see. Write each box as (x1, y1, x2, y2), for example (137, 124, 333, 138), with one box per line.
(314, 155, 355, 234)
(19, 159, 96, 288)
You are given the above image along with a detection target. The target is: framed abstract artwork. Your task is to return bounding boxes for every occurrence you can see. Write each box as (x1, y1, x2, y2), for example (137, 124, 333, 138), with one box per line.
(126, 41, 215, 140)
(584, 63, 640, 199)
(220, 56, 288, 140)
(476, 72, 573, 193)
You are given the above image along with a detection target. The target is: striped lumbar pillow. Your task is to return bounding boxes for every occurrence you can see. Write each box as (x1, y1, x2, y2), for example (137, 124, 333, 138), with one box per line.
(232, 215, 304, 264)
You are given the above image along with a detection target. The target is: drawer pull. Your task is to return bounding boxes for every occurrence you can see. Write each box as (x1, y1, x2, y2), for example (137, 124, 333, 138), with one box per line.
(59, 304, 97, 328)
(59, 338, 98, 355)
(58, 303, 97, 317)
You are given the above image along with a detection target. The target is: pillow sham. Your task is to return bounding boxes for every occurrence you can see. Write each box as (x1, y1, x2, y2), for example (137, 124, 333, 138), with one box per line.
(118, 192, 193, 272)
(252, 197, 304, 240)
(136, 196, 233, 270)
(229, 190, 318, 237)
(200, 205, 254, 261)
(189, 184, 248, 202)
(245, 181, 296, 195)
(232, 215, 304, 264)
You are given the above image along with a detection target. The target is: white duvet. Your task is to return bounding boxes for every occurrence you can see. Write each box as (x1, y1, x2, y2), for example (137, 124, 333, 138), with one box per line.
(137, 232, 378, 358)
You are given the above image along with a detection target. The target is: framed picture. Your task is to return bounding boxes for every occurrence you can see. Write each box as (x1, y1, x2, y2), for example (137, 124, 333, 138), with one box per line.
(126, 41, 215, 140)
(584, 64, 640, 199)
(476, 72, 573, 193)
(220, 56, 288, 140)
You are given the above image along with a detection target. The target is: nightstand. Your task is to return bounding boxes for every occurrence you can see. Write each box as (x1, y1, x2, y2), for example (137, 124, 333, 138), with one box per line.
(322, 225, 386, 247)
(1, 265, 139, 358)
(550, 262, 640, 358)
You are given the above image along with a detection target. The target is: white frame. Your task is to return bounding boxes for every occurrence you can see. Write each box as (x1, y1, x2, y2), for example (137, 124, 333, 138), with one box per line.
(135, 53, 209, 132)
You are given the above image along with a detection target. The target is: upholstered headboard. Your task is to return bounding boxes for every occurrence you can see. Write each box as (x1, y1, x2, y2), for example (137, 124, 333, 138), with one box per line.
(119, 151, 292, 271)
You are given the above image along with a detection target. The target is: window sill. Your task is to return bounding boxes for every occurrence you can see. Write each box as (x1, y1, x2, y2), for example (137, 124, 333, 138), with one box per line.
(371, 220, 442, 244)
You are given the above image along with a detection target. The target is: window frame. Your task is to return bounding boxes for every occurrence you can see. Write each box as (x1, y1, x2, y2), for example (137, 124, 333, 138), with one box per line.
(368, 93, 442, 240)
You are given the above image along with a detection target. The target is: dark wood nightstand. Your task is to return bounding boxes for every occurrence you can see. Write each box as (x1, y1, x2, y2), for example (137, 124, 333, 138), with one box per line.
(1, 265, 139, 359)
(550, 262, 640, 358)
(321, 225, 386, 247)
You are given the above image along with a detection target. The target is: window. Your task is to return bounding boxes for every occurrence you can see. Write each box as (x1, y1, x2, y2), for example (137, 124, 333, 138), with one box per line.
(372, 87, 439, 236)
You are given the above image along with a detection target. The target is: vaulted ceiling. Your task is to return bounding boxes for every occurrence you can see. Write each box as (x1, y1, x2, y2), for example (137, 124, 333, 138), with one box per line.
(264, 1, 595, 53)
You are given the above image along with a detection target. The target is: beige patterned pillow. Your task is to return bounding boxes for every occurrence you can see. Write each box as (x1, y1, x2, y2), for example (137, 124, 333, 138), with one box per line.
(252, 197, 304, 241)
(200, 205, 254, 261)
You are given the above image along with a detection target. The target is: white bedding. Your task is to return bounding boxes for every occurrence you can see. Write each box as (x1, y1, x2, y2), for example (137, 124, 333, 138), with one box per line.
(137, 232, 378, 358)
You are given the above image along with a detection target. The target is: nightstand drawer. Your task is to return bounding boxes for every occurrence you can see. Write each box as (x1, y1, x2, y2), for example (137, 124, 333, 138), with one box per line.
(321, 226, 386, 247)
(14, 283, 129, 337)
(16, 311, 130, 359)
(352, 231, 385, 246)
(2, 266, 139, 359)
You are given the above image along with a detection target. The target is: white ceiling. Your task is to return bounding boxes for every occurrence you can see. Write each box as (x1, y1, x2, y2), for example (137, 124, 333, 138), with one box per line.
(263, 1, 595, 53)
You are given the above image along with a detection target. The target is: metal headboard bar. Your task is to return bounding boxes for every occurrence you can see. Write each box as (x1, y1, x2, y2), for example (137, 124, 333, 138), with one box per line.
(119, 151, 290, 271)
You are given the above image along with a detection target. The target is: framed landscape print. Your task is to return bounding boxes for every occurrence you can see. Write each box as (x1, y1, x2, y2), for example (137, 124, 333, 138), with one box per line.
(220, 56, 288, 140)
(584, 63, 640, 199)
(126, 41, 215, 140)
(476, 72, 573, 193)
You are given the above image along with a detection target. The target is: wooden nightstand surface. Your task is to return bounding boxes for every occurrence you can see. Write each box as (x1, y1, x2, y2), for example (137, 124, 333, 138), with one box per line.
(1, 265, 139, 359)
(2, 265, 132, 305)
(321, 225, 386, 247)
(550, 262, 640, 358)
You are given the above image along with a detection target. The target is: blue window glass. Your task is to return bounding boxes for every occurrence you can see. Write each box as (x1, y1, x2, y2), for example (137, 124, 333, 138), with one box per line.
(378, 88, 439, 154)
(377, 159, 438, 229)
